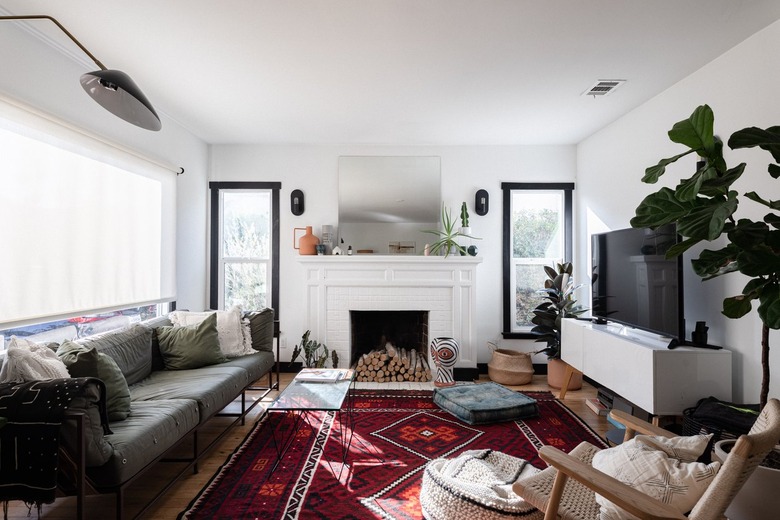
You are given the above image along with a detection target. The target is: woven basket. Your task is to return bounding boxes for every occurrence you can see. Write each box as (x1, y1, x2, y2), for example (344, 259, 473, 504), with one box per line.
(487, 347, 533, 386)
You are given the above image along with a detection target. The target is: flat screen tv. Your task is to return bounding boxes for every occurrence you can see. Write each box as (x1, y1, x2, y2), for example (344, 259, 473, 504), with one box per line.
(591, 224, 684, 341)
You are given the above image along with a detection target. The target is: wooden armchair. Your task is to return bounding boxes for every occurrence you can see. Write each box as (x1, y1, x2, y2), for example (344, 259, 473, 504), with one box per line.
(513, 399, 780, 520)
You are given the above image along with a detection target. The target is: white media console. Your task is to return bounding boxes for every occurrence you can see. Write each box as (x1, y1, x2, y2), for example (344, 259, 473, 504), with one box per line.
(561, 318, 733, 416)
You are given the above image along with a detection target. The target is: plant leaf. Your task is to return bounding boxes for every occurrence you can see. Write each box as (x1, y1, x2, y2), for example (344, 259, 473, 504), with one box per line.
(769, 163, 780, 179)
(745, 191, 780, 211)
(757, 283, 780, 329)
(675, 192, 738, 240)
(631, 188, 695, 228)
(692, 244, 740, 279)
(642, 151, 694, 183)
(723, 295, 754, 319)
(698, 163, 745, 197)
(668, 104, 715, 154)
(728, 126, 780, 163)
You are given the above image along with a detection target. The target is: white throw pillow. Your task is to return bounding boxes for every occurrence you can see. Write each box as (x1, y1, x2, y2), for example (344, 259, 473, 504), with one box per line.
(170, 306, 254, 358)
(592, 434, 719, 520)
(0, 336, 70, 382)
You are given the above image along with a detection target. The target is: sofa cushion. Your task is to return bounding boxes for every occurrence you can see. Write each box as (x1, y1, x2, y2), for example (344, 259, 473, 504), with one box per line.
(74, 323, 153, 385)
(156, 313, 226, 370)
(85, 399, 200, 488)
(130, 366, 249, 421)
(58, 340, 132, 422)
(170, 306, 254, 358)
(218, 350, 275, 384)
(243, 308, 275, 352)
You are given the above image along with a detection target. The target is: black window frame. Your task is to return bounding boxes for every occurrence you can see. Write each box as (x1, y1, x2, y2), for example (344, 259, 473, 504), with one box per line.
(208, 181, 281, 317)
(501, 182, 574, 339)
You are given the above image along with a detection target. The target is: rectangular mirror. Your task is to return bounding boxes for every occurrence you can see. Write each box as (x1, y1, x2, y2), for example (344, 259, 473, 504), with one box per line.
(338, 156, 441, 254)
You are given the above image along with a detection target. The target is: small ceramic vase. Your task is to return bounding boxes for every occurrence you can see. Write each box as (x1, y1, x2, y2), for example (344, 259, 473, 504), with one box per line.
(430, 337, 459, 387)
(294, 226, 320, 255)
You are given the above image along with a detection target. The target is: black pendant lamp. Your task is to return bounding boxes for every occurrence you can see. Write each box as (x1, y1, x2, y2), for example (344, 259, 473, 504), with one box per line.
(1, 15, 161, 131)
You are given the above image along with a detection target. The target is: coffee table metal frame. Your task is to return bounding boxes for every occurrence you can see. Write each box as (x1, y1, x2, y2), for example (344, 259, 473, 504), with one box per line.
(266, 371, 356, 474)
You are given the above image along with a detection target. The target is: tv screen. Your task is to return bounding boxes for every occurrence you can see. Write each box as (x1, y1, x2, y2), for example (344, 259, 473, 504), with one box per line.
(591, 224, 684, 340)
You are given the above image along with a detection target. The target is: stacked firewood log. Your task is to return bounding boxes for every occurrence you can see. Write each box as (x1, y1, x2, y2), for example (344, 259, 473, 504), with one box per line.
(352, 342, 432, 382)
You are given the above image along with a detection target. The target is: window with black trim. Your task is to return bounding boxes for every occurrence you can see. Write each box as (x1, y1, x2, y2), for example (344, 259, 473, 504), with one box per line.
(502, 183, 573, 338)
(209, 182, 281, 315)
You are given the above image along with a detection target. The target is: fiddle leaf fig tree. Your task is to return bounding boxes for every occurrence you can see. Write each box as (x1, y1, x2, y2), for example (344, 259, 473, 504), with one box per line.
(631, 104, 780, 409)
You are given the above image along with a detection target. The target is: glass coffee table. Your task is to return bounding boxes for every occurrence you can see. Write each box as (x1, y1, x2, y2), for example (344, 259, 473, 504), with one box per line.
(267, 369, 355, 472)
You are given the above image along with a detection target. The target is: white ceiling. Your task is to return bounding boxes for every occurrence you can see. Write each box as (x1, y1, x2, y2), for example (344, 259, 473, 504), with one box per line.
(2, 1, 780, 146)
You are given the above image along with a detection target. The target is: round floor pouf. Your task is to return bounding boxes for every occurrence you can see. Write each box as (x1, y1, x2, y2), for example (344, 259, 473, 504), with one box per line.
(430, 337, 459, 387)
(420, 449, 544, 520)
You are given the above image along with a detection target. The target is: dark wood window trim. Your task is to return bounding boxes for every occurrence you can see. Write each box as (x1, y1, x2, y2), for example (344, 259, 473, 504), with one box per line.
(208, 181, 281, 317)
(501, 182, 573, 339)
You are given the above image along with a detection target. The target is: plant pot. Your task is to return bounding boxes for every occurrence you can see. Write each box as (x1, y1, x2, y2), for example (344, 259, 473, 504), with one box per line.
(546, 357, 582, 390)
(714, 439, 780, 520)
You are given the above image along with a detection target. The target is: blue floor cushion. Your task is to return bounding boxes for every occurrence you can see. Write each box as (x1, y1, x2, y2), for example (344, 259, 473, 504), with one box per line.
(433, 382, 539, 424)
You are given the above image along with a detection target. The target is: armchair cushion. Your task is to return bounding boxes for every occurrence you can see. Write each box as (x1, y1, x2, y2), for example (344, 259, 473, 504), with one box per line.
(592, 434, 720, 520)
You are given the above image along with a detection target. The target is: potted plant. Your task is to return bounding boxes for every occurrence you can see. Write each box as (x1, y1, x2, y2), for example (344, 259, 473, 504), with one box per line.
(631, 105, 780, 520)
(631, 104, 779, 410)
(423, 204, 478, 257)
(459, 201, 471, 235)
(530, 262, 587, 388)
(290, 330, 339, 369)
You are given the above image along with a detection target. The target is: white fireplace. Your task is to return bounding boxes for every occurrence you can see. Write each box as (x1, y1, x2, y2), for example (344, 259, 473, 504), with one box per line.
(298, 255, 482, 370)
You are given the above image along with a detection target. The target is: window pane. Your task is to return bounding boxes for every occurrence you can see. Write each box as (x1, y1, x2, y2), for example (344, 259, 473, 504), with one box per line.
(222, 192, 270, 258)
(515, 263, 549, 328)
(224, 262, 267, 309)
(512, 192, 563, 259)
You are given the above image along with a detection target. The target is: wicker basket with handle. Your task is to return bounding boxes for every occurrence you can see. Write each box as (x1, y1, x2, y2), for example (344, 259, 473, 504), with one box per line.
(487, 342, 534, 385)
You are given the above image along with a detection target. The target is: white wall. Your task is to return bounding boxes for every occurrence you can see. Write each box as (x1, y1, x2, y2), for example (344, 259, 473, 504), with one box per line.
(210, 144, 576, 362)
(577, 20, 780, 403)
(0, 20, 210, 312)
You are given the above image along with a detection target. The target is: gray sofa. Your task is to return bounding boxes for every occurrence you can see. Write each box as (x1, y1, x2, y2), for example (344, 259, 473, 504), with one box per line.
(57, 310, 277, 519)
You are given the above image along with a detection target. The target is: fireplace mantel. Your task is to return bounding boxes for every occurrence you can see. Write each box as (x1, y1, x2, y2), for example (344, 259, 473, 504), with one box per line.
(298, 255, 482, 370)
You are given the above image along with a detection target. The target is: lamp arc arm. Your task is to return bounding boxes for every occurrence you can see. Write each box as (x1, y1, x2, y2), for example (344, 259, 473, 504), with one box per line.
(0, 15, 107, 70)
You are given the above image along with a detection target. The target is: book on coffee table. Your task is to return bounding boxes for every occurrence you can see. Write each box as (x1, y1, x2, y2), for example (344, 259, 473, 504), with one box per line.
(295, 368, 353, 383)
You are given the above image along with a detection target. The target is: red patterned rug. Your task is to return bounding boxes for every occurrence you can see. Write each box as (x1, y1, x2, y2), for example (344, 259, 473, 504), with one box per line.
(179, 390, 606, 519)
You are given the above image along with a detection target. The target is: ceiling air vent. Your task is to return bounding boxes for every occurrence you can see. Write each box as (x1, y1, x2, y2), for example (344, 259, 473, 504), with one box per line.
(583, 79, 626, 97)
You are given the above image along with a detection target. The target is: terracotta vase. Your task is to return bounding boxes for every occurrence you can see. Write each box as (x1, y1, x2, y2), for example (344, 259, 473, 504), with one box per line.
(294, 226, 320, 255)
(546, 357, 582, 390)
(430, 337, 459, 387)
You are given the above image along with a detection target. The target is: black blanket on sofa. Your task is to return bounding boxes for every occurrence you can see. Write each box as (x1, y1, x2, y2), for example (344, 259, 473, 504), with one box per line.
(0, 377, 108, 507)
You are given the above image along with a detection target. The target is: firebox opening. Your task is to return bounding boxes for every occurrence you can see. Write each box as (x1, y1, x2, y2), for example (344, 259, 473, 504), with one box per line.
(349, 310, 432, 382)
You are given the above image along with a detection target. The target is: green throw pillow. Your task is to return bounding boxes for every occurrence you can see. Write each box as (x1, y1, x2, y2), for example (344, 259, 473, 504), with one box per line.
(58, 340, 132, 422)
(156, 313, 226, 370)
(244, 308, 275, 352)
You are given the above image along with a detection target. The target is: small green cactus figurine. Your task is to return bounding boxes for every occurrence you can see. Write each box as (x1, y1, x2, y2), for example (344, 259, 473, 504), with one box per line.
(460, 202, 469, 228)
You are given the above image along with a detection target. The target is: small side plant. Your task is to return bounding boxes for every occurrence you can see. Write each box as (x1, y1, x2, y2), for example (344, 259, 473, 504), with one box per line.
(423, 204, 479, 257)
(290, 330, 338, 368)
(460, 202, 470, 228)
(531, 262, 587, 359)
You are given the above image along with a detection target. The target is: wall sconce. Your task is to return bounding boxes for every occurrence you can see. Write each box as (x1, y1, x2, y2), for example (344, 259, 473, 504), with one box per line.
(475, 189, 489, 216)
(291, 189, 305, 216)
(1, 15, 161, 131)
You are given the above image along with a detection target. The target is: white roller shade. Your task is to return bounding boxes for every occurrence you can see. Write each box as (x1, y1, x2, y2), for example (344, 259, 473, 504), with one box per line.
(0, 98, 176, 328)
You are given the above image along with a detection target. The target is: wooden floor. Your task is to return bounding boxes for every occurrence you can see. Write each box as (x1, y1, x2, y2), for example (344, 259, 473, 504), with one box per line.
(7, 373, 613, 519)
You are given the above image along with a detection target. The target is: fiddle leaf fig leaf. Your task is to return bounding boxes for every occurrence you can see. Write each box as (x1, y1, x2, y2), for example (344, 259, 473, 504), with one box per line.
(692, 245, 740, 279)
(745, 191, 780, 210)
(757, 284, 780, 329)
(676, 191, 738, 240)
(723, 295, 754, 319)
(698, 163, 745, 197)
(668, 105, 715, 153)
(769, 163, 780, 179)
(664, 237, 700, 258)
(631, 188, 694, 228)
(642, 151, 694, 183)
(728, 126, 780, 163)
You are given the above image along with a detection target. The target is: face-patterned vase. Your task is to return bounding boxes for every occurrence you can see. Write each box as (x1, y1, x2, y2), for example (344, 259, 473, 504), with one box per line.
(430, 337, 459, 387)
